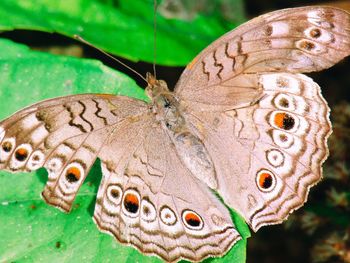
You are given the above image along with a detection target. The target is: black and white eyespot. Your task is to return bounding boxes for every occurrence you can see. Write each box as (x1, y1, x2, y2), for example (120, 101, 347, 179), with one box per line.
(182, 210, 204, 230)
(141, 198, 157, 222)
(305, 27, 334, 43)
(106, 184, 123, 205)
(273, 93, 295, 111)
(27, 150, 45, 171)
(256, 169, 277, 193)
(271, 130, 294, 149)
(266, 149, 285, 168)
(122, 189, 141, 218)
(160, 206, 177, 226)
(46, 157, 64, 175)
(102, 184, 123, 215)
(295, 39, 325, 55)
(0, 137, 16, 162)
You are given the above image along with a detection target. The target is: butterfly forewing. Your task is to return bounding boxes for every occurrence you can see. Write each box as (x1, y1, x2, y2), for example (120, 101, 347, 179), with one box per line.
(175, 6, 350, 111)
(0, 94, 149, 211)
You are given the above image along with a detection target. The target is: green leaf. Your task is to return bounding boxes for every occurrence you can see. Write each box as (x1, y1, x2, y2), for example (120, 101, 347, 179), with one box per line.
(0, 0, 245, 66)
(0, 38, 147, 115)
(0, 38, 250, 262)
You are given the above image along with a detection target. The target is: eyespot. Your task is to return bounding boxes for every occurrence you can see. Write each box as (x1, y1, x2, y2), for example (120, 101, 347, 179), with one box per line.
(7, 143, 33, 170)
(63, 162, 84, 184)
(272, 130, 294, 149)
(66, 167, 81, 183)
(46, 157, 63, 172)
(256, 169, 277, 192)
(122, 189, 140, 217)
(266, 149, 285, 167)
(14, 144, 32, 162)
(309, 28, 321, 38)
(274, 94, 295, 111)
(27, 150, 45, 170)
(106, 184, 122, 205)
(273, 112, 295, 130)
(297, 40, 316, 51)
(182, 210, 204, 230)
(0, 138, 16, 163)
(160, 206, 177, 226)
(141, 198, 157, 222)
(1, 138, 15, 153)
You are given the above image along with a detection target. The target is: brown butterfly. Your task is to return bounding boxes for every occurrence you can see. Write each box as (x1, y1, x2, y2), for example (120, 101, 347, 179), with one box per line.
(0, 6, 349, 262)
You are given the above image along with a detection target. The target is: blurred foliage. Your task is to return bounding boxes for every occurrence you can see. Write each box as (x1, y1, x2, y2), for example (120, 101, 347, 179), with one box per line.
(0, 0, 245, 66)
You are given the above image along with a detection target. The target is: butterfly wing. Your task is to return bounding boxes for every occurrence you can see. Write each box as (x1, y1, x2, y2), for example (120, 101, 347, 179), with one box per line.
(0, 93, 241, 261)
(173, 6, 350, 231)
(183, 72, 331, 231)
(94, 124, 241, 262)
(0, 94, 149, 212)
(175, 6, 350, 111)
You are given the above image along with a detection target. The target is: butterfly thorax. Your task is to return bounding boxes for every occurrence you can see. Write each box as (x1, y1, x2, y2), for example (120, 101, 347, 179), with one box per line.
(146, 73, 185, 134)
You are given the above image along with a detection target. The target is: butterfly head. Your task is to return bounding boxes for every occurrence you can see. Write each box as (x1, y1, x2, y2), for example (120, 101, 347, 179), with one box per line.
(145, 72, 170, 100)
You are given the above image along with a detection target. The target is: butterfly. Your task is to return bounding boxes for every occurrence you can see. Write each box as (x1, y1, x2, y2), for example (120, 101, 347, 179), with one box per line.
(0, 6, 349, 262)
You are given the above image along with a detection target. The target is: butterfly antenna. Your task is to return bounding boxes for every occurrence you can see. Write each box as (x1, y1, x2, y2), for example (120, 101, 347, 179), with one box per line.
(73, 35, 148, 84)
(153, 0, 157, 79)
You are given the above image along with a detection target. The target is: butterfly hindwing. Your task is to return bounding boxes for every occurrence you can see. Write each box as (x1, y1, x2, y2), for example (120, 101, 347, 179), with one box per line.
(95, 124, 241, 262)
(183, 72, 331, 231)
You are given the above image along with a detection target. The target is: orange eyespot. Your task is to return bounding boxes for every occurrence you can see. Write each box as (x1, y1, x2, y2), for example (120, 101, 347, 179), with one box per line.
(274, 112, 286, 128)
(273, 112, 295, 130)
(15, 148, 28, 161)
(185, 212, 201, 227)
(182, 210, 203, 230)
(123, 193, 140, 214)
(259, 172, 273, 189)
(256, 170, 276, 192)
(66, 167, 81, 183)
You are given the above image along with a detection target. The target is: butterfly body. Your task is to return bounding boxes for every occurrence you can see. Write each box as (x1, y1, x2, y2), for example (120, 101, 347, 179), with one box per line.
(147, 73, 217, 189)
(1, 6, 350, 262)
